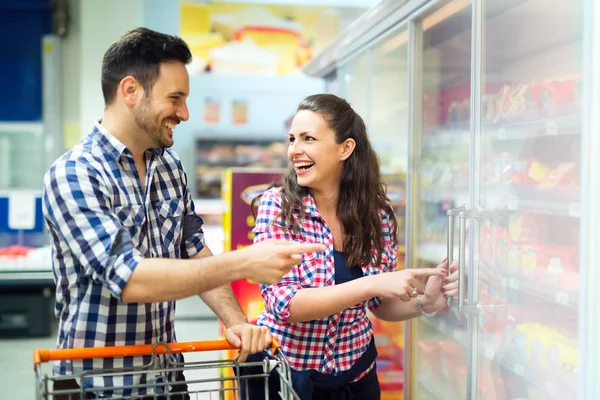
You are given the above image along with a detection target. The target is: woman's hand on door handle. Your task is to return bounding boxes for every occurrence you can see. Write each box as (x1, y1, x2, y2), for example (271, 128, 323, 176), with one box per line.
(421, 259, 460, 313)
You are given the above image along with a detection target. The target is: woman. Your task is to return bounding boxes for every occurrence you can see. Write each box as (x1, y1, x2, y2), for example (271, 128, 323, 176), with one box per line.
(244, 94, 459, 400)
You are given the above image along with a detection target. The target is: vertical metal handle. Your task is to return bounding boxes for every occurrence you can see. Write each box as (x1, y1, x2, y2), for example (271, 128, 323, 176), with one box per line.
(446, 213, 454, 308)
(458, 211, 467, 310)
(446, 205, 466, 307)
(447, 214, 454, 273)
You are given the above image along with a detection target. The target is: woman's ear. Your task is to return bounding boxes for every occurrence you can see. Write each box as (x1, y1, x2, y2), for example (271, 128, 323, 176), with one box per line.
(340, 138, 356, 161)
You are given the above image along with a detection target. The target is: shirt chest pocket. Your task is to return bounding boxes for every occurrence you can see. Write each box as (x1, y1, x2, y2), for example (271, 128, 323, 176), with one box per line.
(152, 199, 185, 256)
(115, 205, 146, 247)
(299, 251, 327, 287)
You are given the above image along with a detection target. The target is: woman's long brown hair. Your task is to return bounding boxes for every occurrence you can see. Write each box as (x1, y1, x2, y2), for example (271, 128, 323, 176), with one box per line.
(253, 94, 397, 268)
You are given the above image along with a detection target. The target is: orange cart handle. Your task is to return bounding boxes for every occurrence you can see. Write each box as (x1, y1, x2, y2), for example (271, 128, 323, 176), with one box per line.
(34, 338, 281, 367)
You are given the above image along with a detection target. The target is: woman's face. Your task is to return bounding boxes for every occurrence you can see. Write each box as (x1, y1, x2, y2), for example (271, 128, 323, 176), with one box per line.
(287, 110, 352, 192)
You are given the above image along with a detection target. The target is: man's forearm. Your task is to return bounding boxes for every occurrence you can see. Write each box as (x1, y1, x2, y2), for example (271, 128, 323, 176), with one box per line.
(120, 251, 247, 303)
(200, 285, 247, 327)
(192, 246, 247, 326)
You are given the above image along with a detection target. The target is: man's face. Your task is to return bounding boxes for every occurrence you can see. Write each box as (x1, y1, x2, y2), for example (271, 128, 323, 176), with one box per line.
(133, 61, 190, 149)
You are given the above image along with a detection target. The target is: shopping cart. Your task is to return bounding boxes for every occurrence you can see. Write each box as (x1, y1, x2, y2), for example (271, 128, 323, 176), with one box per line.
(34, 339, 299, 399)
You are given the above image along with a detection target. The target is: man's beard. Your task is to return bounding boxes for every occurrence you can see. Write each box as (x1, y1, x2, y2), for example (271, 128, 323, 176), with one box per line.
(134, 99, 172, 149)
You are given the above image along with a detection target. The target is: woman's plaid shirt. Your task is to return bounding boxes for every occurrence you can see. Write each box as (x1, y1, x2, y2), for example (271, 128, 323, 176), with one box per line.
(253, 188, 398, 376)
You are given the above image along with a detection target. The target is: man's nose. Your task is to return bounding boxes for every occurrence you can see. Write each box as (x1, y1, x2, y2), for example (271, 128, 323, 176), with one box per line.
(176, 103, 189, 122)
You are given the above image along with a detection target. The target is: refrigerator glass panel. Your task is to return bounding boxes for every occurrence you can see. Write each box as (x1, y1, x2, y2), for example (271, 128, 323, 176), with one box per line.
(477, 0, 583, 398)
(412, 1, 473, 399)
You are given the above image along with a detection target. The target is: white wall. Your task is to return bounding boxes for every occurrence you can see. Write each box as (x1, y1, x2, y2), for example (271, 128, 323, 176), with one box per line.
(78, 0, 142, 138)
(61, 0, 184, 140)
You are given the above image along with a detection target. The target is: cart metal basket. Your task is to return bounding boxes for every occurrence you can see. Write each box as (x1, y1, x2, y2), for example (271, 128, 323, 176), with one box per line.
(34, 339, 299, 399)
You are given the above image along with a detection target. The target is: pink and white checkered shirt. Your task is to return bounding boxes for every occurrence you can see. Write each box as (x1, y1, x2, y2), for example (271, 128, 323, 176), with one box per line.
(253, 187, 398, 376)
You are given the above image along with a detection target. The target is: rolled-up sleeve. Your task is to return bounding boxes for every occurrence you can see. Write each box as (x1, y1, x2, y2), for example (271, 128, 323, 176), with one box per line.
(42, 159, 141, 298)
(253, 188, 304, 324)
(367, 209, 399, 311)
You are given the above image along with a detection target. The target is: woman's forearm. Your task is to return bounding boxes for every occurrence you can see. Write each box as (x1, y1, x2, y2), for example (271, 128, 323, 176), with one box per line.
(371, 295, 437, 322)
(287, 277, 376, 323)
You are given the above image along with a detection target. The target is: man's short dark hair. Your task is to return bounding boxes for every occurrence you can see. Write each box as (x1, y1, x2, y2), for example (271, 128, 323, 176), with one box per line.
(101, 27, 192, 106)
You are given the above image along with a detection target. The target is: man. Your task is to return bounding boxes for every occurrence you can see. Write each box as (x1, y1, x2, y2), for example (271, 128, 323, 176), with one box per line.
(42, 27, 323, 399)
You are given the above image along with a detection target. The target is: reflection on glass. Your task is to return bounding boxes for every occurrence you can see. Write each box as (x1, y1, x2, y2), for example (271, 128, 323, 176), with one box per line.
(479, 0, 582, 399)
(413, 1, 472, 399)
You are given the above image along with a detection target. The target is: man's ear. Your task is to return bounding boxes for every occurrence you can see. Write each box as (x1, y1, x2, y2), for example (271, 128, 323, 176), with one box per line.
(340, 138, 356, 161)
(119, 76, 140, 107)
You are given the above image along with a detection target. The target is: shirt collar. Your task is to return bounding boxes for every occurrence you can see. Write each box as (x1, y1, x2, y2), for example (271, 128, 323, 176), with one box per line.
(93, 120, 164, 161)
(302, 191, 321, 217)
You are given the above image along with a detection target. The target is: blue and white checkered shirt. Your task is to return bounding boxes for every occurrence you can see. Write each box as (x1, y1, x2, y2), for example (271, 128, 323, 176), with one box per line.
(42, 121, 205, 397)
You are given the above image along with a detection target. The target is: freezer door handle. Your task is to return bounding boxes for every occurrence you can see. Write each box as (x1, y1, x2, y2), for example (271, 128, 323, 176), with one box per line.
(446, 205, 467, 307)
(446, 206, 482, 310)
(457, 210, 468, 310)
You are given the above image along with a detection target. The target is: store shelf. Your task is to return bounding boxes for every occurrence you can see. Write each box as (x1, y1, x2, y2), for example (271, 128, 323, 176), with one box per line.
(422, 128, 470, 148)
(484, 184, 580, 217)
(421, 188, 469, 205)
(486, 114, 581, 142)
(421, 316, 576, 398)
(495, 351, 577, 399)
(0, 270, 53, 286)
(479, 264, 579, 309)
(422, 115, 581, 149)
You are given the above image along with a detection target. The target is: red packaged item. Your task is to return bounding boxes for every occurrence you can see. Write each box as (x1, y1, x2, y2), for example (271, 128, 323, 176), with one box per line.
(500, 80, 543, 123)
(508, 213, 550, 244)
(0, 244, 34, 258)
(542, 76, 581, 117)
(519, 244, 548, 278)
(539, 162, 580, 189)
(500, 157, 550, 185)
(491, 85, 514, 123)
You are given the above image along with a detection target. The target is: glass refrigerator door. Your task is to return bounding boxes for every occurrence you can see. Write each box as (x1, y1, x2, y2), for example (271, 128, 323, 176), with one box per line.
(412, 1, 473, 399)
(477, 0, 583, 399)
(369, 29, 410, 399)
